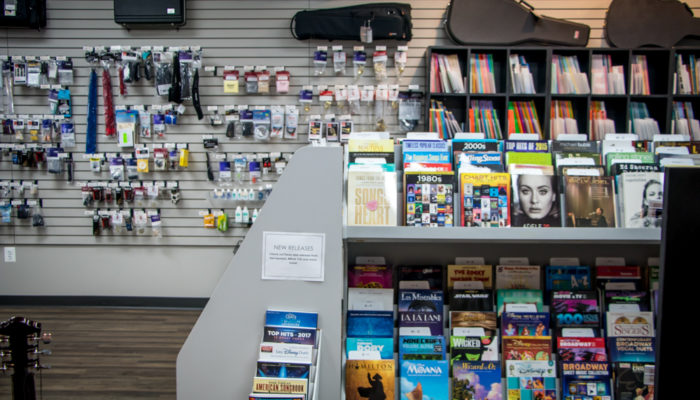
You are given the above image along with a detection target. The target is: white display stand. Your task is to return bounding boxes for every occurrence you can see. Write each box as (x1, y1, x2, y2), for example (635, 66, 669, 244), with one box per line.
(177, 145, 344, 399)
(178, 145, 661, 399)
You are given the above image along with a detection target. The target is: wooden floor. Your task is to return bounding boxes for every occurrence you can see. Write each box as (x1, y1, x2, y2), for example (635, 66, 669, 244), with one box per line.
(0, 306, 201, 400)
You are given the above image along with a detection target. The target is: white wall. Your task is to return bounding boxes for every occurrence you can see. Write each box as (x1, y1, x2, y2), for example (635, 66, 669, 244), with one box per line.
(1, 0, 697, 298)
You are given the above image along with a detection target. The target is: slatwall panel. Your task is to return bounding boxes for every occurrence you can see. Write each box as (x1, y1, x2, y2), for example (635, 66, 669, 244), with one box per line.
(0, 0, 698, 249)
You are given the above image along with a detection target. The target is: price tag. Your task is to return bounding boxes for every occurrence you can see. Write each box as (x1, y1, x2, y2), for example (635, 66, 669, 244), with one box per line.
(398, 327, 430, 336)
(499, 257, 529, 265)
(595, 257, 626, 266)
(375, 46, 386, 51)
(353, 46, 364, 51)
(506, 303, 538, 313)
(550, 258, 581, 266)
(316, 46, 328, 51)
(453, 328, 486, 336)
(347, 350, 382, 360)
(455, 257, 486, 265)
(398, 281, 430, 289)
(355, 256, 386, 265)
(556, 134, 588, 141)
(454, 281, 485, 290)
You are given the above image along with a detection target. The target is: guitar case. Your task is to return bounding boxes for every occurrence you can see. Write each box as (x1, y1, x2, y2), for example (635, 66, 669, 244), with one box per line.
(445, 0, 589, 46)
(606, 0, 700, 48)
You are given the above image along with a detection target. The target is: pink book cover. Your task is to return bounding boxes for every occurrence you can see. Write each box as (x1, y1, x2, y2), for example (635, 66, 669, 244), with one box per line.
(348, 265, 393, 289)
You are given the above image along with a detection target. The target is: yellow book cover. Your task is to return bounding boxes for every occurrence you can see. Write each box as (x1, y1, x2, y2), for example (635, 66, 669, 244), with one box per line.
(347, 170, 397, 226)
(348, 139, 394, 153)
(345, 360, 395, 400)
(447, 264, 493, 290)
(460, 172, 511, 227)
(252, 377, 308, 394)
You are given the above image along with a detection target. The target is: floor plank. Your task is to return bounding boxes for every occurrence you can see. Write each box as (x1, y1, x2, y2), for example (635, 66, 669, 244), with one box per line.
(0, 307, 200, 400)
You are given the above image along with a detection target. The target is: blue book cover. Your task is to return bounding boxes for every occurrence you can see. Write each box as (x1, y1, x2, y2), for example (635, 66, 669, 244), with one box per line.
(347, 310, 394, 338)
(265, 310, 318, 329)
(560, 361, 611, 399)
(256, 361, 310, 379)
(501, 312, 550, 337)
(607, 337, 655, 363)
(505, 360, 557, 400)
(402, 140, 451, 164)
(398, 289, 444, 314)
(263, 326, 317, 346)
(399, 360, 449, 400)
(398, 336, 446, 361)
(452, 361, 502, 400)
(545, 265, 592, 291)
(346, 337, 394, 360)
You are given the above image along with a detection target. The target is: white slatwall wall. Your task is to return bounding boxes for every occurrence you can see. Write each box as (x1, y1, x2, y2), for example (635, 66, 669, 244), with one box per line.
(0, 0, 698, 296)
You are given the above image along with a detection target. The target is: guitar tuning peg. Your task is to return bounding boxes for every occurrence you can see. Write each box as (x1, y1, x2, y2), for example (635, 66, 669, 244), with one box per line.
(32, 362, 50, 370)
(32, 349, 51, 356)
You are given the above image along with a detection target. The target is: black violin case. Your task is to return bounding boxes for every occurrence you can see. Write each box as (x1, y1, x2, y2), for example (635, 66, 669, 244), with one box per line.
(606, 0, 700, 47)
(445, 0, 590, 46)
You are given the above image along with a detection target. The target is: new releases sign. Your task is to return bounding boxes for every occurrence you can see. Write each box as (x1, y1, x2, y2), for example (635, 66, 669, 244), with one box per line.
(262, 231, 325, 281)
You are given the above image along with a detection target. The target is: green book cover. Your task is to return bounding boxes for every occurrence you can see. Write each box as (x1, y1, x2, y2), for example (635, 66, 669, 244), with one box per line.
(497, 289, 543, 316)
(506, 152, 553, 166)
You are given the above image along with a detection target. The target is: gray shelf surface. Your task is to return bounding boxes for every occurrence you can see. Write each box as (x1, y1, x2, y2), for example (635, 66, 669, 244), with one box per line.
(344, 226, 661, 244)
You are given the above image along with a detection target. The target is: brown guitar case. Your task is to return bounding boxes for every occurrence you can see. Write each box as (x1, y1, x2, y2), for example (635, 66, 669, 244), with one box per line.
(445, 0, 590, 46)
(606, 0, 700, 47)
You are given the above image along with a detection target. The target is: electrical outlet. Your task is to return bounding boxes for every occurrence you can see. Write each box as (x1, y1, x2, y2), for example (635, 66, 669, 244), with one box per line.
(4, 247, 16, 263)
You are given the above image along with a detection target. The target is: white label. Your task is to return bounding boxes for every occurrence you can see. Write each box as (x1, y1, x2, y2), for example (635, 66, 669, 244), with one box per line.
(262, 232, 325, 282)
(656, 146, 690, 155)
(505, 303, 538, 313)
(454, 281, 485, 290)
(332, 45, 343, 51)
(499, 257, 529, 265)
(408, 84, 420, 91)
(550, 258, 580, 266)
(398, 281, 430, 289)
(454, 132, 486, 140)
(557, 158, 596, 166)
(452, 327, 486, 337)
(398, 46, 409, 52)
(561, 328, 596, 338)
(406, 132, 440, 140)
(347, 350, 382, 360)
(609, 304, 641, 313)
(563, 168, 601, 176)
(556, 134, 588, 141)
(375, 46, 386, 51)
(661, 157, 695, 166)
(353, 46, 364, 51)
(605, 133, 639, 141)
(605, 282, 637, 291)
(455, 257, 486, 265)
(167, 8, 175, 14)
(595, 257, 626, 266)
(653, 134, 689, 142)
(398, 327, 430, 336)
(316, 46, 328, 51)
(509, 134, 540, 140)
(354, 257, 389, 266)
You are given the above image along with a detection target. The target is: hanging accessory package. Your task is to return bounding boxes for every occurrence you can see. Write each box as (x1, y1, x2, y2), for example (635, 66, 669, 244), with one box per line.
(313, 47, 328, 76)
(373, 46, 388, 82)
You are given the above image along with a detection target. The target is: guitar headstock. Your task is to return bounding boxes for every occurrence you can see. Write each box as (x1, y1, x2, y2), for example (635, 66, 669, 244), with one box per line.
(0, 316, 52, 382)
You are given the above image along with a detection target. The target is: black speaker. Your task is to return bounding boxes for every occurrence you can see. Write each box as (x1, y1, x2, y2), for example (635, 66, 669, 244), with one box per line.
(114, 0, 185, 26)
